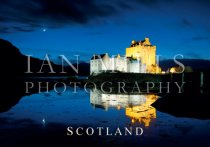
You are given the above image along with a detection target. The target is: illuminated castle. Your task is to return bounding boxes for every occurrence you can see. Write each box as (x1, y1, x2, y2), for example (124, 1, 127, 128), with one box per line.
(90, 37, 161, 75)
(126, 38, 160, 73)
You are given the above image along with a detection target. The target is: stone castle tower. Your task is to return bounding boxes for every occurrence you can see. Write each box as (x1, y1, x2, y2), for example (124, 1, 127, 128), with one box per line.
(126, 37, 159, 73)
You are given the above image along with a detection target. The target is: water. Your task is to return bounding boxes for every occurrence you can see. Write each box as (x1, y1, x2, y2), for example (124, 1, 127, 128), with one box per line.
(0, 87, 210, 146)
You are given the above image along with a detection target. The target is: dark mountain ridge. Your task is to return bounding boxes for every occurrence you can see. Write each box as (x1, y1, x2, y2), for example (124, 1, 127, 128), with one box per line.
(159, 59, 210, 72)
(0, 38, 90, 77)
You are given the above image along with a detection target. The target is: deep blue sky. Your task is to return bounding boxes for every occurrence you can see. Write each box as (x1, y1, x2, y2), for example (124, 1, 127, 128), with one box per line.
(0, 0, 210, 62)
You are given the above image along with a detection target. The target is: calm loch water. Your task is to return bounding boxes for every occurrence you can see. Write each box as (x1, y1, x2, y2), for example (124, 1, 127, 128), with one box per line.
(0, 87, 210, 146)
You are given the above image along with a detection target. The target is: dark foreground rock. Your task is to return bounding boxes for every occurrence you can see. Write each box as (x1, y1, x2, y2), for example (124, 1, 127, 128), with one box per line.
(152, 93, 210, 119)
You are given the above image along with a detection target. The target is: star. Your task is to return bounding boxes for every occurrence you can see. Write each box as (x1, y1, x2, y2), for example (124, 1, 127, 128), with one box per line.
(42, 118, 46, 124)
(42, 28, 47, 32)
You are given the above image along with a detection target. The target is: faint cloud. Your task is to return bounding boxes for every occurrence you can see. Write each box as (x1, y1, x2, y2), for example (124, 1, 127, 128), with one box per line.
(181, 18, 193, 27)
(133, 0, 158, 6)
(12, 26, 34, 32)
(185, 52, 202, 59)
(88, 31, 104, 36)
(192, 36, 209, 41)
(0, 27, 9, 33)
(0, 0, 161, 33)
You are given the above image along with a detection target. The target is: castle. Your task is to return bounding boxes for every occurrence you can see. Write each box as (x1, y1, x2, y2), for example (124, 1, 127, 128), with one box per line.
(90, 37, 161, 75)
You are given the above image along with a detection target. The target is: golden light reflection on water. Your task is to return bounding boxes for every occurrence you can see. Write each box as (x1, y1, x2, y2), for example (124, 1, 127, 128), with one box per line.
(90, 89, 158, 127)
(126, 95, 158, 127)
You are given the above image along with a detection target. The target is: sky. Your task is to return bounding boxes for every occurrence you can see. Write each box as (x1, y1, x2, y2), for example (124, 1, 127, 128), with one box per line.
(0, 0, 210, 62)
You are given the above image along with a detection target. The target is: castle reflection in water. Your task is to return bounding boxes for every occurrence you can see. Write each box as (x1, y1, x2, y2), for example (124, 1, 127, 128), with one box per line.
(90, 89, 158, 127)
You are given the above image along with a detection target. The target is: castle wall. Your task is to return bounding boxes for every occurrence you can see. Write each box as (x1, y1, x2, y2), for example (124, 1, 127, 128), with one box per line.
(128, 60, 146, 73)
(90, 54, 111, 74)
(91, 56, 147, 74)
(126, 45, 156, 71)
(114, 57, 127, 72)
(90, 59, 102, 74)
